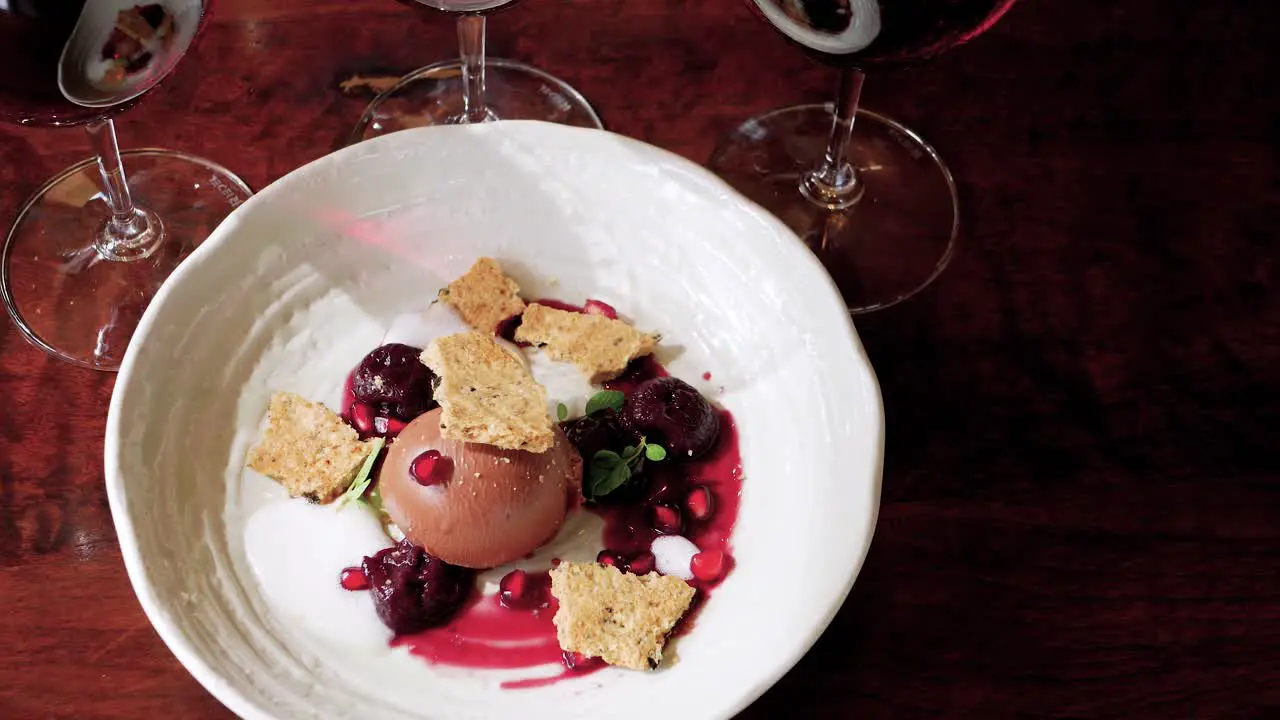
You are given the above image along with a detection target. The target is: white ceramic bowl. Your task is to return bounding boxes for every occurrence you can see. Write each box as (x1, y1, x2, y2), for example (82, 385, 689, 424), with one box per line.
(105, 121, 883, 720)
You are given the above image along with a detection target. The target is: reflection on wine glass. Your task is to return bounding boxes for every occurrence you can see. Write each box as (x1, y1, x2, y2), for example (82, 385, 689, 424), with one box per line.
(350, 0, 602, 143)
(709, 0, 1019, 314)
(0, 0, 251, 370)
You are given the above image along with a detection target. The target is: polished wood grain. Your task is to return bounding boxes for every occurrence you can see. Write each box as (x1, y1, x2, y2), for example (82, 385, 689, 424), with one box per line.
(2, 0, 1277, 717)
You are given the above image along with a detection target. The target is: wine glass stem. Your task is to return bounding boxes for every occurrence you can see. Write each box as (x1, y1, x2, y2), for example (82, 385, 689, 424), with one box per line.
(85, 118, 163, 261)
(456, 13, 491, 124)
(801, 68, 866, 210)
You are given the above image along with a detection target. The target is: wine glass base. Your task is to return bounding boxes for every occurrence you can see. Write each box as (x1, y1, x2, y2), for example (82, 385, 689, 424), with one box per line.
(708, 104, 959, 315)
(350, 57, 603, 144)
(1, 150, 251, 371)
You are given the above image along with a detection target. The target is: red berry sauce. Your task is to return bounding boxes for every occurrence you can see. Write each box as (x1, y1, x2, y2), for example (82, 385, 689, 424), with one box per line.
(394, 570, 608, 689)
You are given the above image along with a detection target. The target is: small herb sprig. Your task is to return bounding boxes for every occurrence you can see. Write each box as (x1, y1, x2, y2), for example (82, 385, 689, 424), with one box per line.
(584, 390, 625, 416)
(564, 390, 666, 500)
(586, 436, 667, 499)
(337, 436, 385, 510)
(586, 430, 670, 499)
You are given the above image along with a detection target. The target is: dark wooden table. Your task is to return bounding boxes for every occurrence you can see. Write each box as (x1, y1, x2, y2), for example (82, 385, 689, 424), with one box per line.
(2, 0, 1277, 717)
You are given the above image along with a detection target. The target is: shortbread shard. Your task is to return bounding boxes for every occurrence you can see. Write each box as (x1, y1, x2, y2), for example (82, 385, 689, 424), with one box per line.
(437, 257, 527, 334)
(420, 331, 555, 453)
(514, 303, 658, 383)
(246, 391, 375, 503)
(550, 561, 696, 670)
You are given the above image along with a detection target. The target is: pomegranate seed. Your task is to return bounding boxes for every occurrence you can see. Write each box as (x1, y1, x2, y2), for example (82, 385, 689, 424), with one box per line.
(702, 371, 712, 381)
(685, 485, 715, 522)
(562, 651, 603, 672)
(583, 299, 618, 319)
(410, 450, 447, 486)
(499, 569, 550, 610)
(690, 549, 728, 584)
(350, 403, 375, 435)
(628, 552, 656, 575)
(339, 566, 369, 591)
(596, 550, 622, 568)
(499, 569, 528, 608)
(550, 558, 562, 567)
(649, 504, 684, 535)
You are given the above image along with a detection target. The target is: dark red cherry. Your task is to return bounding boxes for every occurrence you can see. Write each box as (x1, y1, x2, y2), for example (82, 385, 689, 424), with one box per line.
(560, 408, 639, 462)
(622, 377, 720, 459)
(361, 541, 473, 634)
(351, 343, 437, 422)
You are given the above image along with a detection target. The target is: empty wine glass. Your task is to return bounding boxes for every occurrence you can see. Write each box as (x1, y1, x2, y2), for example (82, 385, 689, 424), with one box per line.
(710, 0, 1019, 313)
(350, 0, 602, 143)
(0, 0, 251, 370)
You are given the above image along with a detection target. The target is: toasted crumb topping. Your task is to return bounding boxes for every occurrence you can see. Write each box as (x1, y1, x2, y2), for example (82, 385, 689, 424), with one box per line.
(420, 331, 555, 452)
(550, 562, 695, 670)
(438, 257, 527, 334)
(514, 304, 657, 383)
(246, 391, 374, 503)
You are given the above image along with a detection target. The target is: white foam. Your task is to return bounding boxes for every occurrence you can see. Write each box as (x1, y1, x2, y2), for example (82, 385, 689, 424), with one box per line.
(243, 500, 394, 649)
(381, 303, 471, 348)
(651, 535, 700, 580)
(526, 348, 597, 420)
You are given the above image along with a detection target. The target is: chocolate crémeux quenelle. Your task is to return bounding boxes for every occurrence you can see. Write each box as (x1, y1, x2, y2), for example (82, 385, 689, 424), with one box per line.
(378, 408, 583, 569)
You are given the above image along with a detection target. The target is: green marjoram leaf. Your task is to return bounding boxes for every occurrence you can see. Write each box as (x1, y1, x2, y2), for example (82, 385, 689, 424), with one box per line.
(337, 436, 386, 510)
(584, 390, 625, 416)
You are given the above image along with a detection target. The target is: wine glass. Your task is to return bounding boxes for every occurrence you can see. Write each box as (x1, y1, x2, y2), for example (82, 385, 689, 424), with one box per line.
(709, 0, 1019, 313)
(350, 0, 602, 143)
(0, 0, 251, 371)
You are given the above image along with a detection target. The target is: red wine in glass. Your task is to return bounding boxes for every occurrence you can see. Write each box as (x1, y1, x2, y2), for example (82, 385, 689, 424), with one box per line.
(0, 1, 251, 370)
(709, 0, 1019, 314)
(0, 1, 204, 125)
(750, 0, 1018, 67)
